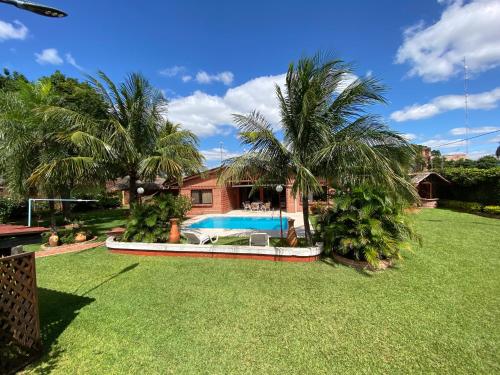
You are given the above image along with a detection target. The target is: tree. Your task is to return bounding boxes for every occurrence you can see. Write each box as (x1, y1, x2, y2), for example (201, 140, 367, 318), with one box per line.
(49, 71, 204, 203)
(0, 77, 108, 223)
(220, 54, 415, 243)
(0, 68, 28, 92)
(476, 155, 499, 169)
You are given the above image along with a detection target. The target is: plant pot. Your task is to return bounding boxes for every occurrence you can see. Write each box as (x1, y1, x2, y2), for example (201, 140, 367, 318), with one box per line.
(48, 232, 59, 247)
(169, 218, 180, 244)
(74, 232, 87, 243)
(286, 218, 298, 247)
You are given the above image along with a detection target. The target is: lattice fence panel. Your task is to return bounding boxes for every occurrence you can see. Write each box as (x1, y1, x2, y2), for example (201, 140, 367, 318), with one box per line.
(0, 252, 41, 374)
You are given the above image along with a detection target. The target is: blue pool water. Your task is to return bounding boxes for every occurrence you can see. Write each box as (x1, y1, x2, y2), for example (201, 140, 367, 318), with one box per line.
(189, 216, 288, 231)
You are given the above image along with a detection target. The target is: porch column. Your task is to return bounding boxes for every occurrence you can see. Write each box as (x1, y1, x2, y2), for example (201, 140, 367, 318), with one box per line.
(259, 187, 264, 202)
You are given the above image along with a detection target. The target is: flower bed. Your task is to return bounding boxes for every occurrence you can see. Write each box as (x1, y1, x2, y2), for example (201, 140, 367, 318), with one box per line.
(106, 237, 322, 262)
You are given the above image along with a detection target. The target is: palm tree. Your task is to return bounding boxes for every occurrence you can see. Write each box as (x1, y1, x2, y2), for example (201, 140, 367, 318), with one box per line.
(0, 79, 110, 222)
(220, 54, 415, 243)
(45, 71, 204, 203)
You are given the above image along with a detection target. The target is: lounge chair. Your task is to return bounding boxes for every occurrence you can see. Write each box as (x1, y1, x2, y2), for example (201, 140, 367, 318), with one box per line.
(250, 202, 260, 211)
(263, 202, 271, 211)
(242, 202, 252, 211)
(249, 233, 270, 247)
(183, 231, 219, 245)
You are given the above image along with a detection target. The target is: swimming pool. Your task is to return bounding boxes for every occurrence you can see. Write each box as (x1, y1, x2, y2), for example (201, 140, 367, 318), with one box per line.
(189, 216, 288, 231)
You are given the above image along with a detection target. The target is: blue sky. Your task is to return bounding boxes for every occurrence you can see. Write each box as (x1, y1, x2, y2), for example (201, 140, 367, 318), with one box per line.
(1, 0, 499, 166)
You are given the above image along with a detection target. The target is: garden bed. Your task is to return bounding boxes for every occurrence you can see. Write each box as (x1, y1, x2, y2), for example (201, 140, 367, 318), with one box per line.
(106, 236, 323, 262)
(40, 236, 98, 251)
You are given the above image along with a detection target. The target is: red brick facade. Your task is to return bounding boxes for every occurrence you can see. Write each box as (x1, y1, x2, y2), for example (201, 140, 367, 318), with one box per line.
(170, 169, 303, 216)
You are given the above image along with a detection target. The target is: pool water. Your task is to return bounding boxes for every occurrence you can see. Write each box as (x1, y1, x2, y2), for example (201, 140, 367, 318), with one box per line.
(189, 216, 288, 231)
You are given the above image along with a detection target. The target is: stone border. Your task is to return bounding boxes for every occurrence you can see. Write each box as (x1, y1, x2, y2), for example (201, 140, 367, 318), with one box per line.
(106, 237, 323, 263)
(332, 253, 393, 271)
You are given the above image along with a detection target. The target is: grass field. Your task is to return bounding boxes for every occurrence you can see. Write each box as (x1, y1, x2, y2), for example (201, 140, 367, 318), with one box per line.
(24, 209, 500, 374)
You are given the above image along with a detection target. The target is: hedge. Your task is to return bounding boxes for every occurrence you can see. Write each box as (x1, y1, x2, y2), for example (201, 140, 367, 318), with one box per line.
(436, 167, 500, 204)
(439, 200, 500, 216)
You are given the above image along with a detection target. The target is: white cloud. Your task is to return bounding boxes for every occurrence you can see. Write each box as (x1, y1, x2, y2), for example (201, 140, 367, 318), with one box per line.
(450, 126, 500, 135)
(168, 73, 286, 137)
(195, 70, 234, 85)
(402, 133, 417, 141)
(390, 87, 500, 122)
(181, 75, 192, 82)
(201, 148, 241, 162)
(168, 71, 360, 137)
(396, 0, 500, 82)
(35, 48, 63, 65)
(488, 135, 500, 143)
(65, 53, 84, 70)
(421, 138, 467, 149)
(159, 65, 186, 77)
(0, 20, 28, 41)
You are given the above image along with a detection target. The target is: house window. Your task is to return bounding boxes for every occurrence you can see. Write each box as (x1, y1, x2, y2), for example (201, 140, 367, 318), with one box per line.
(191, 189, 213, 205)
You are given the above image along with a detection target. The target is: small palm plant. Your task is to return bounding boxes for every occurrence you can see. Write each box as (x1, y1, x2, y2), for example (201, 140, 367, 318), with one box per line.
(316, 187, 421, 267)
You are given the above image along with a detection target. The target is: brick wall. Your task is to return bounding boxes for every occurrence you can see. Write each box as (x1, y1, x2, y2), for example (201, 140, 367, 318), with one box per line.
(179, 171, 238, 216)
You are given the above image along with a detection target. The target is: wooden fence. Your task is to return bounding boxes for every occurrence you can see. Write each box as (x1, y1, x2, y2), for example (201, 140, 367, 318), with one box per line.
(0, 251, 41, 374)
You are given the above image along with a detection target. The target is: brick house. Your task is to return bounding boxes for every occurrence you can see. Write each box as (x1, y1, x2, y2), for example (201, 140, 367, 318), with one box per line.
(165, 167, 317, 216)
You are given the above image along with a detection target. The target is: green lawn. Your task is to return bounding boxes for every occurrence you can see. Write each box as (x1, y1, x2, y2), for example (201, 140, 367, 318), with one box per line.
(24, 209, 500, 374)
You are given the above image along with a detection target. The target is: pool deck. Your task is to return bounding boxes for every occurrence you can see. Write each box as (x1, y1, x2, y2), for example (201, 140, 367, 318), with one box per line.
(182, 210, 307, 238)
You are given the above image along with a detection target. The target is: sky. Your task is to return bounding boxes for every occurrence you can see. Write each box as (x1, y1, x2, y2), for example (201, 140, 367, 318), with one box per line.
(1, 0, 499, 167)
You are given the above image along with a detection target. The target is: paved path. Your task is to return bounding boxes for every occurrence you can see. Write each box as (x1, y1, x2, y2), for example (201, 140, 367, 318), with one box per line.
(35, 240, 105, 258)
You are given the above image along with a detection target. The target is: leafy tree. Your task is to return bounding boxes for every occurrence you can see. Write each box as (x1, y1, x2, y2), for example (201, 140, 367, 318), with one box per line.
(0, 68, 28, 92)
(47, 72, 204, 203)
(476, 155, 499, 169)
(0, 75, 110, 222)
(220, 54, 415, 243)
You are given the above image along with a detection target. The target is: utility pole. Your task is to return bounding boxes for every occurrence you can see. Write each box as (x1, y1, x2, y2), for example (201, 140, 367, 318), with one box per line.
(464, 57, 469, 157)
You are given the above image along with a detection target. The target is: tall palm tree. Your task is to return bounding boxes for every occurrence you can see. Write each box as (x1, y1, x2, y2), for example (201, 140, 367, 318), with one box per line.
(220, 54, 415, 243)
(45, 71, 204, 203)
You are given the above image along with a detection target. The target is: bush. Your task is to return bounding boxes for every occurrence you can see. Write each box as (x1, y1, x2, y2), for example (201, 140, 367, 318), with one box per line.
(314, 187, 420, 267)
(439, 200, 484, 212)
(41, 222, 96, 245)
(0, 197, 26, 223)
(436, 167, 500, 204)
(122, 194, 191, 243)
(483, 206, 500, 215)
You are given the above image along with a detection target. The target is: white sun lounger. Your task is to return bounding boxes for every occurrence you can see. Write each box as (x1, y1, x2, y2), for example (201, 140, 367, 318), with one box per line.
(182, 231, 219, 245)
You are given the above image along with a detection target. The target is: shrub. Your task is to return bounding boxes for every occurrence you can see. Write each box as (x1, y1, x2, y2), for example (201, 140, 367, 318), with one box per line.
(436, 167, 500, 204)
(314, 187, 420, 267)
(483, 206, 500, 215)
(122, 194, 191, 243)
(439, 200, 484, 212)
(0, 197, 26, 223)
(41, 222, 96, 245)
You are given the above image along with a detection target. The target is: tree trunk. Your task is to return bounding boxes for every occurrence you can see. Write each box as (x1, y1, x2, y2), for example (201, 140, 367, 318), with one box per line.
(48, 196, 56, 227)
(128, 172, 137, 205)
(60, 187, 72, 223)
(302, 195, 312, 245)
